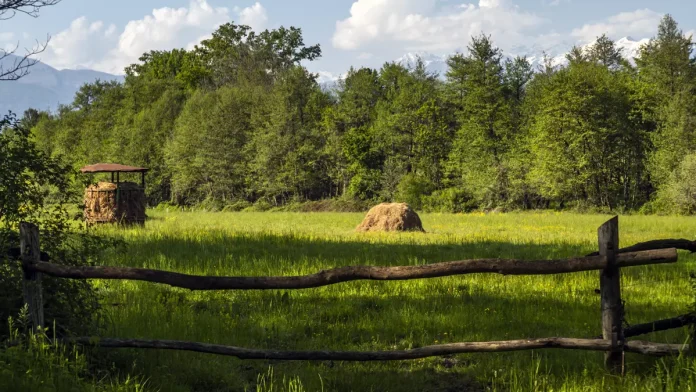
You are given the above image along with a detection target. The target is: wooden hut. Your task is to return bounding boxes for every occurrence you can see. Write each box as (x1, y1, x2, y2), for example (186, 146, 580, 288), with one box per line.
(80, 163, 149, 225)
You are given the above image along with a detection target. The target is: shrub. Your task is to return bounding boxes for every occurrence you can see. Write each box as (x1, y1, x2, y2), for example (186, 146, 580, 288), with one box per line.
(347, 168, 382, 201)
(422, 187, 476, 213)
(223, 200, 253, 212)
(243, 200, 273, 212)
(394, 174, 434, 210)
(0, 113, 116, 338)
(653, 153, 696, 215)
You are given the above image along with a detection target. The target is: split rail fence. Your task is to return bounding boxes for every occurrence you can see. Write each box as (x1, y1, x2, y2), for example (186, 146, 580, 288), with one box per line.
(10, 217, 696, 374)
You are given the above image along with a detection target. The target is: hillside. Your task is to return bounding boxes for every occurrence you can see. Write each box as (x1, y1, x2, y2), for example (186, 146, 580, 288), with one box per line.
(0, 54, 123, 115)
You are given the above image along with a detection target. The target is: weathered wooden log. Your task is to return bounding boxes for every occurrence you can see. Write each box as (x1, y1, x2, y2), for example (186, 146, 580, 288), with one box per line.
(65, 337, 689, 360)
(25, 248, 677, 291)
(594, 313, 696, 339)
(21, 223, 44, 332)
(599, 217, 623, 373)
(587, 239, 696, 256)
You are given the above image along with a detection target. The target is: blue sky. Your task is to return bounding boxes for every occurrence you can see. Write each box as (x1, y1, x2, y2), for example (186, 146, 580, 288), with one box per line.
(1, 0, 694, 78)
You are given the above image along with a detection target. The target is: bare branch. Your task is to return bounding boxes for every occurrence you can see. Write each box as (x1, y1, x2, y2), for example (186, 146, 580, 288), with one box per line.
(0, 0, 60, 80)
(0, 0, 61, 20)
(0, 36, 49, 81)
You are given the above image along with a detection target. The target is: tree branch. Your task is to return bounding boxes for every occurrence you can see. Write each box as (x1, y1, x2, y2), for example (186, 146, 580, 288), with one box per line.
(0, 0, 61, 20)
(0, 0, 60, 80)
(0, 37, 49, 81)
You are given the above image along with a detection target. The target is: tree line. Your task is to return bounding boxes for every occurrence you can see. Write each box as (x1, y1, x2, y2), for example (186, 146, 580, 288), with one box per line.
(21, 15, 696, 213)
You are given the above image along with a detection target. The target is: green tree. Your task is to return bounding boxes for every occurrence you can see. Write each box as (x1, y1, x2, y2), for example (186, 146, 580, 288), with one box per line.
(248, 67, 332, 203)
(445, 34, 511, 207)
(166, 86, 255, 205)
(635, 15, 696, 190)
(327, 67, 383, 199)
(527, 56, 647, 209)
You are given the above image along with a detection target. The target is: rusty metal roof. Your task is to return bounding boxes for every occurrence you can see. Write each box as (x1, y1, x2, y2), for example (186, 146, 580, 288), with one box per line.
(80, 163, 149, 173)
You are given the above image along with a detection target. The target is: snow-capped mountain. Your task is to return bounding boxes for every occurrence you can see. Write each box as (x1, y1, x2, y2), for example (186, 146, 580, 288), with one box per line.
(0, 54, 124, 116)
(395, 52, 450, 76)
(316, 36, 651, 87)
(390, 36, 651, 79)
(4, 37, 652, 113)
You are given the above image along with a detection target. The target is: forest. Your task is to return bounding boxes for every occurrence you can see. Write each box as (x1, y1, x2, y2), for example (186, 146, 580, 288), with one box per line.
(20, 14, 696, 214)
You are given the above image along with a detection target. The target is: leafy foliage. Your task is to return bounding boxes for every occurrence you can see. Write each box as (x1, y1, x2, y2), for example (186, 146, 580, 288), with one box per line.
(24, 16, 696, 214)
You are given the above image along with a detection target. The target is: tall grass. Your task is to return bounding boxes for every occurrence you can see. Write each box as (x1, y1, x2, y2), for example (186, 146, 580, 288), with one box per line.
(87, 211, 695, 391)
(1, 306, 147, 392)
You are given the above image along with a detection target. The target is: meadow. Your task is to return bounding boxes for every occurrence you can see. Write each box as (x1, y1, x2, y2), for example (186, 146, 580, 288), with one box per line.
(90, 211, 696, 391)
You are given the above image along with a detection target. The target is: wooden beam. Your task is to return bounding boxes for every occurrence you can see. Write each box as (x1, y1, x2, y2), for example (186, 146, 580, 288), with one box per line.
(599, 216, 623, 374)
(587, 239, 696, 256)
(25, 248, 677, 291)
(65, 337, 689, 361)
(20, 222, 43, 332)
(607, 314, 696, 339)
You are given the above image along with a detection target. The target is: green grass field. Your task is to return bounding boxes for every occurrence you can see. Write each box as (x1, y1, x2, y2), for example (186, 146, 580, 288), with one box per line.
(90, 211, 696, 391)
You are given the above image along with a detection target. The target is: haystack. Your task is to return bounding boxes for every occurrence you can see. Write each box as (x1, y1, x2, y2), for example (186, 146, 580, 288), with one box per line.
(84, 181, 146, 224)
(356, 203, 424, 232)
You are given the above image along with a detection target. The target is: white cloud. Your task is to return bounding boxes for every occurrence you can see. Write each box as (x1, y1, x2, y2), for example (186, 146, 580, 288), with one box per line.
(234, 2, 268, 31)
(571, 9, 662, 43)
(332, 0, 546, 53)
(39, 0, 270, 74)
(38, 17, 117, 69)
(478, 0, 503, 8)
(0, 32, 14, 42)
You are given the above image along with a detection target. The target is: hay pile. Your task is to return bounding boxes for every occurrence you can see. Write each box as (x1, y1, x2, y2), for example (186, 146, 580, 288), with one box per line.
(84, 181, 146, 224)
(356, 203, 424, 232)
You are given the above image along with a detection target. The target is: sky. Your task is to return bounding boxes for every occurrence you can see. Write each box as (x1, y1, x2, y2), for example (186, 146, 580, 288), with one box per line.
(1, 0, 695, 78)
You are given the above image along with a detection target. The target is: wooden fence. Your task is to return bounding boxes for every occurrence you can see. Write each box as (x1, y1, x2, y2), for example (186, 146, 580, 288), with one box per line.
(11, 217, 695, 374)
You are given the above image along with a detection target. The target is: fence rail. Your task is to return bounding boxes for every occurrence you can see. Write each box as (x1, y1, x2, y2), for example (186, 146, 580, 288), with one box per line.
(64, 337, 689, 361)
(24, 248, 676, 291)
(7, 217, 694, 375)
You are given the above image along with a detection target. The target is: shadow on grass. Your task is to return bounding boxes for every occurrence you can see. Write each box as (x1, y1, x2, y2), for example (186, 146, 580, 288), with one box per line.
(105, 228, 598, 268)
(90, 230, 691, 392)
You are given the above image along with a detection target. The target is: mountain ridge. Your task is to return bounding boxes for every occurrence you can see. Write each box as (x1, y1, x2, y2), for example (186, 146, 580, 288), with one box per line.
(0, 54, 124, 116)
(2, 37, 651, 113)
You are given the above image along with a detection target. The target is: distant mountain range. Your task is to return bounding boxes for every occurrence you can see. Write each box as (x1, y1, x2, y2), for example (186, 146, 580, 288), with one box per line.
(318, 36, 650, 90)
(0, 54, 123, 116)
(1, 37, 650, 115)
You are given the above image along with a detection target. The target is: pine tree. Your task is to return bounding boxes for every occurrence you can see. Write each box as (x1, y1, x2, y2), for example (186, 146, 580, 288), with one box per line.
(445, 34, 511, 207)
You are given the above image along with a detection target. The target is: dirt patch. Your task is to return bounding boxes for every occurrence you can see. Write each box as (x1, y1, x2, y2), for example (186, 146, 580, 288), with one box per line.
(356, 203, 425, 232)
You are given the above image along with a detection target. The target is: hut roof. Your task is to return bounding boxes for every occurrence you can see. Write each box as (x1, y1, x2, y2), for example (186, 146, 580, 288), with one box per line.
(80, 163, 149, 174)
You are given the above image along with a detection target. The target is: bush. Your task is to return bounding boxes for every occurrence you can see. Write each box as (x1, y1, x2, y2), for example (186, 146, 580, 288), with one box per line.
(652, 153, 696, 215)
(223, 200, 252, 212)
(243, 200, 273, 212)
(347, 168, 382, 201)
(394, 174, 434, 210)
(422, 187, 477, 213)
(0, 113, 117, 338)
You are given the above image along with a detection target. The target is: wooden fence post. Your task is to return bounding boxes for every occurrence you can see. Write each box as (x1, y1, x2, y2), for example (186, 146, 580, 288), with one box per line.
(599, 216, 623, 374)
(20, 222, 44, 333)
